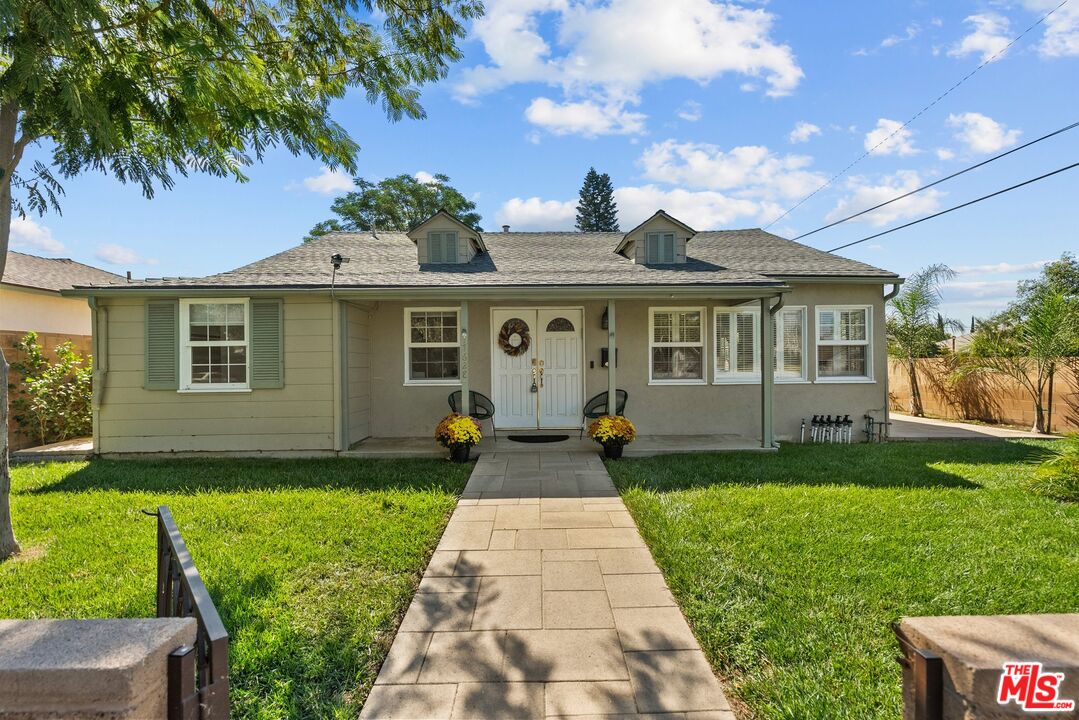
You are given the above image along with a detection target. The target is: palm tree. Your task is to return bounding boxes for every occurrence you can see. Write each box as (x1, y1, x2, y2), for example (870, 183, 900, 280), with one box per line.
(886, 264, 961, 416)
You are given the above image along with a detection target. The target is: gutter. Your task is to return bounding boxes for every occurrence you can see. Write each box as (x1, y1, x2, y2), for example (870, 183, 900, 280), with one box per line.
(883, 282, 903, 302)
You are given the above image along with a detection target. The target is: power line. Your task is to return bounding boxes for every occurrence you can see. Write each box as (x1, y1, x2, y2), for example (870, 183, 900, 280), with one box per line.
(763, 0, 1072, 231)
(826, 160, 1079, 253)
(793, 119, 1079, 241)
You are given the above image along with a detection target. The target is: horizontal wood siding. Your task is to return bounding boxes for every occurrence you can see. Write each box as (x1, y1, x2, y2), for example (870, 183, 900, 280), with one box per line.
(98, 296, 334, 453)
(347, 304, 371, 445)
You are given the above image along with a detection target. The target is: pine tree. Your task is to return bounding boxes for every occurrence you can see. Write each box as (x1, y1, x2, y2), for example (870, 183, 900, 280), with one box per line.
(575, 168, 620, 231)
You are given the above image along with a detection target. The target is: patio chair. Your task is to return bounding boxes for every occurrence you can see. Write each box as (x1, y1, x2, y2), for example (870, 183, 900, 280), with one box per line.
(580, 389, 628, 438)
(448, 390, 497, 440)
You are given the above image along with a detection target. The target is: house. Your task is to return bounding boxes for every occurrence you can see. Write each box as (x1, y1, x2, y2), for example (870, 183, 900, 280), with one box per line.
(3, 251, 125, 449)
(66, 210, 901, 456)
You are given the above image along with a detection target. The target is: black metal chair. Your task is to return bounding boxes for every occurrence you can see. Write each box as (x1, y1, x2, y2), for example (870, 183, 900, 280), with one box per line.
(448, 390, 497, 440)
(580, 389, 628, 438)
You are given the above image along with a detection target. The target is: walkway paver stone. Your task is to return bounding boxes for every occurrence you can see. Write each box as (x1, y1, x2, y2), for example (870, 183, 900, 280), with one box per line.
(362, 451, 731, 719)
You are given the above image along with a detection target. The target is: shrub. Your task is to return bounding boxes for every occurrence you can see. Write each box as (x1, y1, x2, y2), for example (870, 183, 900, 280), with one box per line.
(8, 332, 93, 446)
(1025, 434, 1079, 502)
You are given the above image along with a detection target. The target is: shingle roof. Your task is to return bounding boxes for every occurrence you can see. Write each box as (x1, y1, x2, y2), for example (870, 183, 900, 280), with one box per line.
(73, 228, 898, 290)
(4, 251, 126, 292)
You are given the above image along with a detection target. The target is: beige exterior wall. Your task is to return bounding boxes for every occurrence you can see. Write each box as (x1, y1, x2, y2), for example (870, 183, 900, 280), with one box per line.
(0, 284, 92, 336)
(96, 295, 335, 454)
(369, 283, 889, 440)
(345, 302, 372, 446)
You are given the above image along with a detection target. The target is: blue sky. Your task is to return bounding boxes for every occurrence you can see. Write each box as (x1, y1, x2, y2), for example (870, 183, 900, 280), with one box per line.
(11, 0, 1079, 322)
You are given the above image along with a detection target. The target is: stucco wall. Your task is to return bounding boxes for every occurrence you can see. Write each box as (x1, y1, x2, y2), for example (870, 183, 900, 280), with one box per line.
(0, 284, 92, 336)
(96, 295, 334, 454)
(368, 283, 889, 440)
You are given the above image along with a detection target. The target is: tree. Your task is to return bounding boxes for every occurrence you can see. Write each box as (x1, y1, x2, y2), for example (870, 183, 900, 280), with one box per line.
(886, 264, 961, 416)
(575, 167, 619, 232)
(0, 0, 482, 560)
(305, 173, 480, 240)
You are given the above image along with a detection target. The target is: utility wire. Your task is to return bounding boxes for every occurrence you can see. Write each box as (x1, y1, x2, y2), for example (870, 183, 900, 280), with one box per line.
(826, 160, 1079, 253)
(794, 119, 1079, 241)
(763, 0, 1072, 231)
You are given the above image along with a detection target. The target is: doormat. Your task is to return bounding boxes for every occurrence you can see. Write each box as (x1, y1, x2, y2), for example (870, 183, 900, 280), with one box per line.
(506, 434, 570, 444)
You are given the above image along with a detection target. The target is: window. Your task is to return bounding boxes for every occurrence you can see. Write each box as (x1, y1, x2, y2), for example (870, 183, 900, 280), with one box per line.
(816, 306, 872, 381)
(179, 299, 249, 390)
(426, 231, 458, 264)
(650, 308, 704, 383)
(645, 232, 675, 264)
(405, 308, 460, 384)
(713, 306, 807, 383)
(546, 317, 575, 332)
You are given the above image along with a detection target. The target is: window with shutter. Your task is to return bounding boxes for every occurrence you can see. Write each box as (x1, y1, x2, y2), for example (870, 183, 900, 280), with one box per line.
(426, 232, 458, 263)
(645, 232, 675, 263)
(178, 298, 251, 391)
(145, 300, 179, 390)
(713, 305, 806, 383)
(816, 306, 872, 381)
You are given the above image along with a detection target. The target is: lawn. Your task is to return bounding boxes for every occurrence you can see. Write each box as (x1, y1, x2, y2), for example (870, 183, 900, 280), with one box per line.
(0, 458, 471, 720)
(607, 440, 1079, 720)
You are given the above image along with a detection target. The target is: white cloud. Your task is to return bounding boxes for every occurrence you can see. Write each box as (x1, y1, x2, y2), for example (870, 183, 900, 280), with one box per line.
(881, 23, 921, 48)
(789, 121, 821, 144)
(946, 112, 1021, 154)
(455, 0, 804, 137)
(1027, 0, 1079, 56)
(639, 140, 825, 200)
(10, 217, 64, 254)
(614, 185, 762, 228)
(948, 13, 1011, 63)
(935, 148, 956, 161)
(525, 130, 542, 145)
(414, 170, 438, 184)
(300, 166, 353, 194)
(942, 280, 1021, 299)
(94, 243, 158, 267)
(864, 118, 919, 156)
(496, 197, 578, 230)
(524, 97, 646, 137)
(954, 260, 1049, 275)
(826, 171, 943, 227)
(677, 100, 703, 122)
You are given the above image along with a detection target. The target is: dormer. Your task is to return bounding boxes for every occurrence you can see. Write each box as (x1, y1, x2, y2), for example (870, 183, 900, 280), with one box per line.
(408, 209, 487, 265)
(615, 210, 696, 264)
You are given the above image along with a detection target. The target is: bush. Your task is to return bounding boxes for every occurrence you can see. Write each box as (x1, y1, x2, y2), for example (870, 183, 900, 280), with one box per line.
(1025, 434, 1079, 502)
(8, 332, 93, 446)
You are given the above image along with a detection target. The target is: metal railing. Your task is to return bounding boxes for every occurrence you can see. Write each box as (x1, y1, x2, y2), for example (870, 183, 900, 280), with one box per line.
(893, 622, 943, 720)
(155, 505, 230, 720)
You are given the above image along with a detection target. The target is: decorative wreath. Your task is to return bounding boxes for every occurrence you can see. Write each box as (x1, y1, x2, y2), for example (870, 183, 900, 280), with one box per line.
(498, 318, 531, 357)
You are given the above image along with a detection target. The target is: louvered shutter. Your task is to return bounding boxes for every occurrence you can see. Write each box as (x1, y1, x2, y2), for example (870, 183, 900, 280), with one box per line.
(145, 300, 179, 389)
(250, 298, 284, 389)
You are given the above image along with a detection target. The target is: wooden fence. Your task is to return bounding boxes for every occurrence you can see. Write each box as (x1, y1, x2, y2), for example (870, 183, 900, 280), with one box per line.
(888, 358, 1079, 433)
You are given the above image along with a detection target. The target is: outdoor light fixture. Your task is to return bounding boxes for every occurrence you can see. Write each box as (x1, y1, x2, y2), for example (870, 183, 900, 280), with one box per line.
(601, 307, 608, 329)
(330, 253, 350, 270)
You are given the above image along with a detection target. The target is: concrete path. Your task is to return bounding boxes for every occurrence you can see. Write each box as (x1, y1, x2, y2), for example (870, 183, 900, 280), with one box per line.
(890, 413, 1059, 441)
(362, 451, 734, 720)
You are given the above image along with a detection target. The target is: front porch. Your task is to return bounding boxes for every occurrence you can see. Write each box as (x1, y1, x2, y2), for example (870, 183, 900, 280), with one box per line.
(345, 433, 776, 459)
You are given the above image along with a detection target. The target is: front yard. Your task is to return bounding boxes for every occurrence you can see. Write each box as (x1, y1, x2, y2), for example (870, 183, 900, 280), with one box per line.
(607, 440, 1079, 720)
(0, 458, 471, 720)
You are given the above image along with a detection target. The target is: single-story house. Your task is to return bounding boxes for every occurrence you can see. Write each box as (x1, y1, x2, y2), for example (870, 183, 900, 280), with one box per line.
(67, 210, 901, 456)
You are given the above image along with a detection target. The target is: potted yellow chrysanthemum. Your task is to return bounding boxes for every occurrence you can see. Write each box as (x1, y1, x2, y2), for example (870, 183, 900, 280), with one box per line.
(435, 413, 482, 463)
(587, 415, 636, 460)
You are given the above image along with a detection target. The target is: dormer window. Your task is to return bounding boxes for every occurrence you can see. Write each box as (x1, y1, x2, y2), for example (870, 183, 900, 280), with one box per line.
(427, 231, 458, 264)
(645, 232, 676, 264)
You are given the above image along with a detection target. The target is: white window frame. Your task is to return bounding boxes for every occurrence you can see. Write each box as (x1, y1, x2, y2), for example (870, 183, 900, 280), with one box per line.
(815, 305, 874, 383)
(404, 306, 462, 386)
(426, 231, 458, 264)
(179, 298, 251, 392)
(711, 305, 808, 384)
(648, 307, 707, 385)
(645, 232, 675, 264)
(712, 306, 760, 384)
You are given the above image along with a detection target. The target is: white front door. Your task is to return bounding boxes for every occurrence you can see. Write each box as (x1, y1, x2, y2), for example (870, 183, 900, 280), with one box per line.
(491, 308, 584, 429)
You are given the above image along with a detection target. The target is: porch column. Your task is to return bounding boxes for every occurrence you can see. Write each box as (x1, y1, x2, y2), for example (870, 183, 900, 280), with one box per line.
(460, 301, 470, 417)
(759, 297, 775, 448)
(607, 300, 616, 406)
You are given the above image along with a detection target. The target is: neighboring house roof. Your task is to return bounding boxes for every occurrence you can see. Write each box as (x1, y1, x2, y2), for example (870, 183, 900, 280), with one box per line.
(3, 251, 125, 293)
(70, 228, 899, 291)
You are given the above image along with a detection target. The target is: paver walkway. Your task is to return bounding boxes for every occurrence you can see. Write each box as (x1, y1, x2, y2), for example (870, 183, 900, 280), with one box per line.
(362, 451, 734, 720)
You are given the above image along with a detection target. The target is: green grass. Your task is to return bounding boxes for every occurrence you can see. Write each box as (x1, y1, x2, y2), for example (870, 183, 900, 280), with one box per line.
(0, 458, 471, 720)
(607, 441, 1079, 720)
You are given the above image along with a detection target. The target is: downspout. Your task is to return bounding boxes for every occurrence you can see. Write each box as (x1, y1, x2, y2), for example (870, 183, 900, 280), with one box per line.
(881, 283, 902, 438)
(88, 296, 107, 455)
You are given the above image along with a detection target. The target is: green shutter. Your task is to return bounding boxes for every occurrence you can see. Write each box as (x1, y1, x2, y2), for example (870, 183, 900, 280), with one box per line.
(145, 300, 179, 390)
(428, 233, 443, 263)
(250, 298, 284, 389)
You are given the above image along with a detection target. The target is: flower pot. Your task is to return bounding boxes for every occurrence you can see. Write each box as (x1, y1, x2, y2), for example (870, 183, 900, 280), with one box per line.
(450, 445, 471, 463)
(602, 442, 624, 460)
